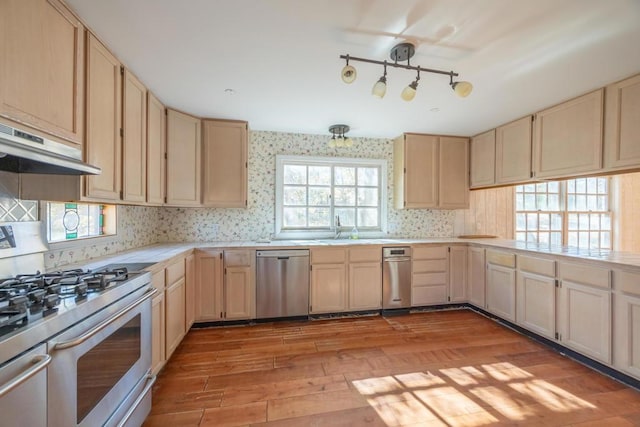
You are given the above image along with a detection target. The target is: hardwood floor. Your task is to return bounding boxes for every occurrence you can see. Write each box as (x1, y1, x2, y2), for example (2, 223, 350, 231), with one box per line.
(143, 310, 640, 426)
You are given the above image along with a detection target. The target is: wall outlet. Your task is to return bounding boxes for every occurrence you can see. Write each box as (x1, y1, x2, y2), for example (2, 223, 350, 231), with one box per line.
(210, 224, 219, 240)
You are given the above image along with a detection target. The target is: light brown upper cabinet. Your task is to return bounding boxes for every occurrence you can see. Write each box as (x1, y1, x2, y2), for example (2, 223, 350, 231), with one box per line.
(0, 0, 85, 145)
(202, 120, 248, 207)
(122, 70, 147, 203)
(394, 134, 438, 208)
(166, 109, 201, 206)
(146, 92, 166, 205)
(84, 32, 122, 201)
(533, 89, 604, 179)
(604, 74, 640, 171)
(470, 130, 496, 188)
(495, 116, 533, 184)
(439, 136, 469, 209)
(394, 134, 469, 209)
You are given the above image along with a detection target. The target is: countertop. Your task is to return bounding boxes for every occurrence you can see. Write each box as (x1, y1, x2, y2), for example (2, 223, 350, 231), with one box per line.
(73, 238, 640, 272)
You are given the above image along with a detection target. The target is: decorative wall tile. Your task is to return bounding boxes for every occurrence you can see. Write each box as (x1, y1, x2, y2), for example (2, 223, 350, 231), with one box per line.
(157, 130, 458, 242)
(0, 197, 38, 222)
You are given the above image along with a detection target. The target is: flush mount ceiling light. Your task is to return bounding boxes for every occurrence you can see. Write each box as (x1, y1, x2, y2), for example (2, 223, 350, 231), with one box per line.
(340, 42, 473, 101)
(328, 124, 353, 148)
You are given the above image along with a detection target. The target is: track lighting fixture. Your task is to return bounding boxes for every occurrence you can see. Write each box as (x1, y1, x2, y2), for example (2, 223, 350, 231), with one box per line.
(340, 42, 472, 101)
(328, 124, 353, 148)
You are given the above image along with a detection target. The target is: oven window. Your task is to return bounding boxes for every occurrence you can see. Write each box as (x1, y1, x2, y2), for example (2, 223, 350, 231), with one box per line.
(76, 315, 141, 423)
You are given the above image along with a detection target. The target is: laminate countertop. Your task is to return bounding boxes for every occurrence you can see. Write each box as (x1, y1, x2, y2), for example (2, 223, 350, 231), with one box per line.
(73, 238, 640, 272)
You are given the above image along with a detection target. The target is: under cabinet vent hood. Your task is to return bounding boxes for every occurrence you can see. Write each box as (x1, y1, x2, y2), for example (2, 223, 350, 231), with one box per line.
(0, 123, 100, 175)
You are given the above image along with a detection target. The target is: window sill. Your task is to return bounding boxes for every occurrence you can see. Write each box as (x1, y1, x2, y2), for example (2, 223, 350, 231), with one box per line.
(47, 234, 118, 251)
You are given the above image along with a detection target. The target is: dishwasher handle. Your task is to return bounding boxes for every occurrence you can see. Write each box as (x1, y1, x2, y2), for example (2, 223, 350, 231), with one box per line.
(384, 257, 412, 262)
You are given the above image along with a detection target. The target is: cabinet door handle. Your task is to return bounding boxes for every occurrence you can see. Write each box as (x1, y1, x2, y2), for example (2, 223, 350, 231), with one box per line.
(0, 354, 51, 398)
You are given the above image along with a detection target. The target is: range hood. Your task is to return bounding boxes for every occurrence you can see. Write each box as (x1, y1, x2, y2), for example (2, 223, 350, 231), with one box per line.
(0, 123, 100, 175)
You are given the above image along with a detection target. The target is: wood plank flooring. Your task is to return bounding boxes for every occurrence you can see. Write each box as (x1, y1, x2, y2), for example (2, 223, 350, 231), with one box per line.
(143, 310, 640, 426)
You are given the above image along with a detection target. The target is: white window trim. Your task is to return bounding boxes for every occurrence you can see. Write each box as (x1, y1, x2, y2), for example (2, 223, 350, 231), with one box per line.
(41, 203, 119, 250)
(275, 155, 387, 240)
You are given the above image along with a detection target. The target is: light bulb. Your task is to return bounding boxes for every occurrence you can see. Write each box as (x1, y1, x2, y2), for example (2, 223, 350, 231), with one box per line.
(336, 137, 345, 148)
(345, 137, 353, 147)
(329, 138, 337, 148)
(371, 77, 387, 98)
(401, 82, 418, 101)
(452, 81, 473, 97)
(341, 65, 357, 84)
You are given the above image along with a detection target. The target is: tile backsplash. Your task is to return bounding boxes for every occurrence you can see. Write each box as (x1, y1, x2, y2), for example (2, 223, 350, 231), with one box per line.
(0, 196, 38, 222)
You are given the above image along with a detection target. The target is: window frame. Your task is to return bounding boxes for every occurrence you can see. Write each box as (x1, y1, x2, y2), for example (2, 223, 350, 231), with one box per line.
(43, 202, 118, 249)
(514, 177, 612, 250)
(275, 155, 387, 239)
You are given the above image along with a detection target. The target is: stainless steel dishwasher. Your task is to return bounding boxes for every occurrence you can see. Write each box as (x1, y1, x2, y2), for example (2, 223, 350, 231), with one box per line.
(382, 247, 412, 309)
(256, 250, 310, 319)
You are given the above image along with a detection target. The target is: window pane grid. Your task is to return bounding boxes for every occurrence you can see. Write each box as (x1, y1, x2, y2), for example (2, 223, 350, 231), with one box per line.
(281, 162, 381, 231)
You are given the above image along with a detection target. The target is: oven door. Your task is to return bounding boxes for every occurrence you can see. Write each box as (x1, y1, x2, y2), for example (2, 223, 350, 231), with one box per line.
(48, 285, 155, 427)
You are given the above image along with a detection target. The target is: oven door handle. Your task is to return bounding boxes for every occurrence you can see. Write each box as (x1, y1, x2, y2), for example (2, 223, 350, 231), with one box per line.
(52, 286, 158, 351)
(115, 371, 156, 427)
(0, 354, 51, 398)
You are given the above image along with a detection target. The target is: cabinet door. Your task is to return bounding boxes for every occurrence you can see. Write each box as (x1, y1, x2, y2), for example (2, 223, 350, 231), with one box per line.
(195, 250, 224, 321)
(516, 271, 555, 339)
(202, 120, 248, 207)
(613, 292, 640, 379)
(439, 137, 469, 209)
(166, 109, 201, 206)
(165, 278, 186, 358)
(404, 134, 439, 208)
(122, 69, 147, 203)
(310, 264, 347, 313)
(467, 247, 485, 308)
(225, 266, 253, 319)
(604, 74, 640, 170)
(146, 92, 165, 205)
(486, 264, 516, 322)
(470, 130, 495, 188)
(448, 246, 467, 302)
(151, 292, 165, 375)
(558, 280, 611, 364)
(496, 116, 533, 184)
(534, 89, 603, 179)
(185, 253, 196, 328)
(349, 262, 382, 311)
(0, 0, 84, 144)
(84, 33, 121, 201)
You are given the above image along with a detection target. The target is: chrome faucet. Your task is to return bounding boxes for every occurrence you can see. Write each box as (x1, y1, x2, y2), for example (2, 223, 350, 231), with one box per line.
(334, 215, 342, 239)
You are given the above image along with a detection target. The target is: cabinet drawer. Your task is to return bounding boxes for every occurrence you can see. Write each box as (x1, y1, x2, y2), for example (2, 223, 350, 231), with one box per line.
(518, 255, 555, 277)
(559, 261, 610, 289)
(151, 270, 165, 292)
(487, 250, 516, 268)
(413, 272, 447, 286)
(613, 269, 640, 296)
(165, 259, 185, 285)
(413, 259, 447, 273)
(311, 248, 346, 264)
(349, 246, 381, 263)
(412, 246, 447, 260)
(224, 250, 252, 267)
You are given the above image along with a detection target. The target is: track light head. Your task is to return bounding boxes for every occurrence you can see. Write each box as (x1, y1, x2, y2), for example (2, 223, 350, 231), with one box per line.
(341, 56, 357, 84)
(372, 75, 387, 98)
(451, 81, 473, 97)
(401, 71, 420, 102)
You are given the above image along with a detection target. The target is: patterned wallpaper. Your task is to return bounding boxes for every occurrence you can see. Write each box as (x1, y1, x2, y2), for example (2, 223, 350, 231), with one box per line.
(157, 130, 457, 242)
(44, 205, 160, 269)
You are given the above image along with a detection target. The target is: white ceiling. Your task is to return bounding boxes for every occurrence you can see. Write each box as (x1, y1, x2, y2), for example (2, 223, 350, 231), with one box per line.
(66, 0, 640, 138)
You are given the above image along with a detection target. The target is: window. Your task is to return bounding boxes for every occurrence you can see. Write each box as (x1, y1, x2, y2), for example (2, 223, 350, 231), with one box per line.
(275, 155, 386, 238)
(515, 177, 611, 249)
(47, 202, 116, 243)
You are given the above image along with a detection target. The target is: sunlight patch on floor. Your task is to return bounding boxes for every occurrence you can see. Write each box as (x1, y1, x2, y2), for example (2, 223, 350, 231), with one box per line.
(351, 362, 597, 426)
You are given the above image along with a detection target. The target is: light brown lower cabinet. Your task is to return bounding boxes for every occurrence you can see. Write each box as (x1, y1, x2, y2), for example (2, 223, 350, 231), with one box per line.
(412, 246, 448, 306)
(516, 271, 556, 339)
(151, 292, 165, 376)
(486, 263, 516, 322)
(310, 263, 347, 314)
(448, 246, 467, 302)
(185, 253, 196, 328)
(195, 249, 224, 321)
(614, 292, 640, 379)
(165, 277, 186, 359)
(467, 247, 486, 307)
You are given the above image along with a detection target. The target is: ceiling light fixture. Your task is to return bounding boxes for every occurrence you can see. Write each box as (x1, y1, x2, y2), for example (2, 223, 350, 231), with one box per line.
(328, 124, 353, 148)
(340, 42, 473, 101)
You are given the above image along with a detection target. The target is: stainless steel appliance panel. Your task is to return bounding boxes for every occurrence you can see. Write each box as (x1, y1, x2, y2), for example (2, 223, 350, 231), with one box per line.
(0, 344, 49, 426)
(256, 250, 310, 319)
(382, 247, 412, 309)
(47, 284, 154, 427)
